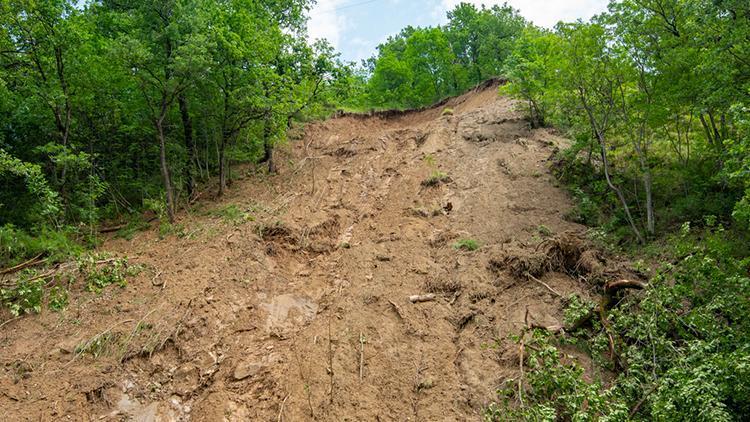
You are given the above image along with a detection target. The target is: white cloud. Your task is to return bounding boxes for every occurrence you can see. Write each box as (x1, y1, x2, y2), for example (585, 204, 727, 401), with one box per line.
(307, 0, 349, 48)
(437, 0, 609, 28)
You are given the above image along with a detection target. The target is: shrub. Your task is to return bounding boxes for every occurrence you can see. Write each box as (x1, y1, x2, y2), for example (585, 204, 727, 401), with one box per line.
(485, 227, 750, 420)
(453, 238, 480, 251)
(422, 170, 451, 187)
(0, 275, 44, 316)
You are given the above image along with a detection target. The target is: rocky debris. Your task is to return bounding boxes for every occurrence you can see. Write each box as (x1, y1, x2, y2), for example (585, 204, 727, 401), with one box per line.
(172, 364, 200, 396)
(233, 361, 264, 381)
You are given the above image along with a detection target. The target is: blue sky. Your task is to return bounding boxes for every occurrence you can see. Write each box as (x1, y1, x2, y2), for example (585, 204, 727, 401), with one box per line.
(307, 0, 610, 63)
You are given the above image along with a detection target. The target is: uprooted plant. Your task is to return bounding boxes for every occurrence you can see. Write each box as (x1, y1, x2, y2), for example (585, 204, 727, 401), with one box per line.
(0, 254, 137, 316)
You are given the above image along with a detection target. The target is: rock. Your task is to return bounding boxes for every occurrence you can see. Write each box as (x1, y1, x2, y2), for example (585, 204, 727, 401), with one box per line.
(233, 361, 263, 381)
(172, 364, 200, 396)
(56, 338, 81, 354)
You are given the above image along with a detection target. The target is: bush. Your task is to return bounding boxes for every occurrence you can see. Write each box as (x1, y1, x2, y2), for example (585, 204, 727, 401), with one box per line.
(0, 276, 44, 316)
(453, 238, 480, 251)
(485, 227, 750, 420)
(0, 224, 82, 267)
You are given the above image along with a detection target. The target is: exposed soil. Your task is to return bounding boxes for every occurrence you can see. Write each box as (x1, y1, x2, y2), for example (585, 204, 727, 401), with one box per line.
(1, 82, 614, 420)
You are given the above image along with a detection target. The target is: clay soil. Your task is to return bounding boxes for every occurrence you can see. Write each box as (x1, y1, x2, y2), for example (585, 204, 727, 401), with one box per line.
(1, 82, 604, 420)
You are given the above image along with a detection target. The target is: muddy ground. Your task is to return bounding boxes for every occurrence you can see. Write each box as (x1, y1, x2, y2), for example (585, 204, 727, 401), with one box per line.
(1, 82, 609, 420)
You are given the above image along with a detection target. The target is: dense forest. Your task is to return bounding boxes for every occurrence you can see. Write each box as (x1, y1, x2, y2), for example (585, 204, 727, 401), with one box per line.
(2, 0, 750, 420)
(0, 0, 360, 263)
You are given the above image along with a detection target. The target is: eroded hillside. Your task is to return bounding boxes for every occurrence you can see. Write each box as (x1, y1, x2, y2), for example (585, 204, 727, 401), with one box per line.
(1, 82, 612, 420)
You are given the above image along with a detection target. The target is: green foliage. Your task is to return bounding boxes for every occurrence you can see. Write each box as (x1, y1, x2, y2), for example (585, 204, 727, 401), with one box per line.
(0, 0, 356, 265)
(421, 170, 451, 187)
(211, 204, 254, 225)
(486, 228, 750, 420)
(537, 225, 552, 237)
(47, 285, 69, 311)
(452, 238, 479, 251)
(115, 219, 151, 241)
(0, 149, 61, 227)
(494, 3, 750, 414)
(363, 4, 526, 109)
(562, 294, 595, 329)
(77, 255, 134, 293)
(502, 0, 750, 240)
(1, 275, 44, 317)
(0, 224, 82, 267)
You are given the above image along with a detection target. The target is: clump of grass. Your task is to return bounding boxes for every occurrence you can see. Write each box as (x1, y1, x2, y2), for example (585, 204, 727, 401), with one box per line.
(115, 219, 151, 240)
(537, 225, 553, 237)
(422, 170, 451, 187)
(453, 238, 480, 251)
(212, 204, 254, 225)
(76, 332, 120, 358)
(158, 222, 186, 238)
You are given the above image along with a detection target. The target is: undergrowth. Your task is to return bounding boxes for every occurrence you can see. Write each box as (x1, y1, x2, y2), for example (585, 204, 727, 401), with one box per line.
(485, 148, 750, 420)
(1, 254, 137, 316)
(453, 238, 480, 251)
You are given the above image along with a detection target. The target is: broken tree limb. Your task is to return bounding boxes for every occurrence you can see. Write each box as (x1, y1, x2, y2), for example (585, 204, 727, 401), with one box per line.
(605, 279, 647, 294)
(359, 332, 366, 381)
(99, 223, 127, 234)
(409, 294, 436, 303)
(0, 253, 45, 275)
(524, 272, 563, 298)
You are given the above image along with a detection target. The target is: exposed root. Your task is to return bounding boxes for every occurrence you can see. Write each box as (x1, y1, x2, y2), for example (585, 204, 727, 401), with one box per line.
(492, 232, 610, 281)
(424, 279, 461, 295)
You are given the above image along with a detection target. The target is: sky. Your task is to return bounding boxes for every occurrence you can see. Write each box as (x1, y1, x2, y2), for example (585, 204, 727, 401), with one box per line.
(307, 0, 610, 63)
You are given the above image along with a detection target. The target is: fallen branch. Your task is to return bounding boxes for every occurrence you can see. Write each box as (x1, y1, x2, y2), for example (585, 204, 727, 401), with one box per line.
(2, 258, 123, 288)
(0, 316, 21, 330)
(99, 224, 127, 234)
(598, 303, 621, 369)
(359, 332, 366, 381)
(0, 253, 45, 275)
(605, 279, 647, 294)
(629, 383, 659, 417)
(524, 272, 563, 298)
(277, 393, 290, 422)
(409, 294, 436, 303)
(388, 300, 406, 319)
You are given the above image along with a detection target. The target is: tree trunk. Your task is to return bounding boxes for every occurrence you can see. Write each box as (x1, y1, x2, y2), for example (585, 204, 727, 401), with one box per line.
(578, 88, 644, 243)
(598, 134, 644, 243)
(633, 126, 655, 236)
(261, 113, 276, 174)
(178, 94, 195, 199)
(218, 134, 226, 196)
(156, 110, 175, 223)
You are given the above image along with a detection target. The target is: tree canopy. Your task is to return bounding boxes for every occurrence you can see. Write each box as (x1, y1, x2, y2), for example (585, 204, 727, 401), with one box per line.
(0, 0, 357, 263)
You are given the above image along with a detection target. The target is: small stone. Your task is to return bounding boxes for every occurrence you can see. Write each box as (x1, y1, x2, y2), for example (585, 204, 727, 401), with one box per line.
(376, 254, 391, 262)
(173, 364, 200, 396)
(56, 338, 81, 354)
(233, 362, 263, 381)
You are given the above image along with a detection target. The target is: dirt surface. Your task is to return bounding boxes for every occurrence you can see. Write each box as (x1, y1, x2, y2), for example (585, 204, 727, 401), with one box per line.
(1, 82, 606, 420)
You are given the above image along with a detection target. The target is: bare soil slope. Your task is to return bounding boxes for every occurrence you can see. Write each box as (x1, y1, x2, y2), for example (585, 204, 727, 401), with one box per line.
(1, 82, 604, 420)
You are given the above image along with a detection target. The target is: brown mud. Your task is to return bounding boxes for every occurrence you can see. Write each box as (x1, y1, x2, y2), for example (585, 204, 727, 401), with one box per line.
(1, 82, 619, 420)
